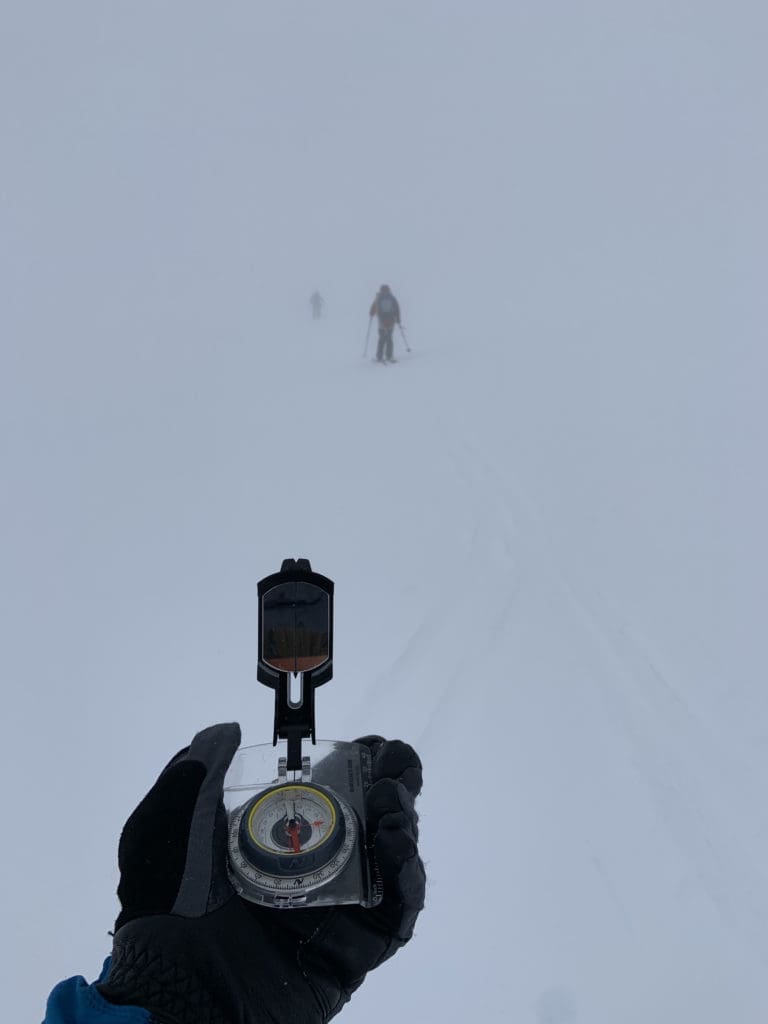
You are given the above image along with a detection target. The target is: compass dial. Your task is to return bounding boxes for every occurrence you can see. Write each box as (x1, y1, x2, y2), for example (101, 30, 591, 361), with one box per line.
(228, 783, 357, 902)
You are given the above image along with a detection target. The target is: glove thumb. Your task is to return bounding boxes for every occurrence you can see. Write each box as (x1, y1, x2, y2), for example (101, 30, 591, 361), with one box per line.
(115, 723, 241, 928)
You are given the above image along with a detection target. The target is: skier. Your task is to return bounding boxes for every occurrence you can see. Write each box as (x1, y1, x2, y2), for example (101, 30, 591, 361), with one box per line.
(310, 290, 324, 320)
(369, 284, 401, 363)
(41, 722, 425, 1024)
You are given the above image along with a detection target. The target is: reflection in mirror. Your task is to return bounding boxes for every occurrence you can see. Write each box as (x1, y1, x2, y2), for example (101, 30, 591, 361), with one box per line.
(262, 582, 330, 673)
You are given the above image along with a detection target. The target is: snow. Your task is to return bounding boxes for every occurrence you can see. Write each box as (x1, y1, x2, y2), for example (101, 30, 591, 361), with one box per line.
(2, 4, 768, 1022)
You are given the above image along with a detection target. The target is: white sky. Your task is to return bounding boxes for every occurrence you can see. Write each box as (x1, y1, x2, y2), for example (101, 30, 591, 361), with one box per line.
(2, 4, 767, 1022)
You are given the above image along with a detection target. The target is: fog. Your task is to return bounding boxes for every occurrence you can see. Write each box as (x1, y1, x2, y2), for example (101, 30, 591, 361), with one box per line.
(2, 4, 767, 1022)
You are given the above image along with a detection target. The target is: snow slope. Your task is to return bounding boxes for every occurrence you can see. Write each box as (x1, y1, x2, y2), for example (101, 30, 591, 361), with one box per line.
(2, 4, 767, 1022)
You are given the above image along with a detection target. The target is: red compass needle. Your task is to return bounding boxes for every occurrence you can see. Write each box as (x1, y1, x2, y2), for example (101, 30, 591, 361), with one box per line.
(286, 819, 302, 853)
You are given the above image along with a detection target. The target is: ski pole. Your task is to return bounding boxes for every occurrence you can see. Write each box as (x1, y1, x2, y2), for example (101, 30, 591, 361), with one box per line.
(363, 317, 373, 357)
(398, 324, 411, 352)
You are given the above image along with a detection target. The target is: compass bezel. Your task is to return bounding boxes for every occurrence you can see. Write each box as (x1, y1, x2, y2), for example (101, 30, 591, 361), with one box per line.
(228, 782, 358, 899)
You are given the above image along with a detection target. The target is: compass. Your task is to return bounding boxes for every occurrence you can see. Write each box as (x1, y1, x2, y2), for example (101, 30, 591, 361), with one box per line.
(224, 559, 380, 909)
(228, 782, 358, 903)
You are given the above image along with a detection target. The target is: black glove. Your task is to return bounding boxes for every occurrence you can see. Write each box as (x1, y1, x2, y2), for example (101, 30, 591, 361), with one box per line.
(98, 724, 425, 1024)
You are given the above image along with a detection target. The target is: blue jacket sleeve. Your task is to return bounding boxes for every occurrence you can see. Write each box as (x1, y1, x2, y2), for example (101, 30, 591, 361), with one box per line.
(42, 959, 150, 1024)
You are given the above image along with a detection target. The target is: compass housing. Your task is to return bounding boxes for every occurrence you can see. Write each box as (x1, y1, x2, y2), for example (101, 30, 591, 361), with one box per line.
(224, 739, 382, 909)
(237, 783, 347, 875)
(229, 781, 358, 901)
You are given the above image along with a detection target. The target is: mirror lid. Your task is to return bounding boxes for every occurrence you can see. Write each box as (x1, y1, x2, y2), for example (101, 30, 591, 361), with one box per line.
(257, 558, 335, 691)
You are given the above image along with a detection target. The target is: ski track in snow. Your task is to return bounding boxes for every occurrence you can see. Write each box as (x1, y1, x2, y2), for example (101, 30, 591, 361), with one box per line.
(449, 433, 768, 968)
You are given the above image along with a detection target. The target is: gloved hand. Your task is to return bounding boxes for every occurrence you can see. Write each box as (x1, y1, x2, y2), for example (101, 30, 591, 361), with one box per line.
(97, 724, 425, 1024)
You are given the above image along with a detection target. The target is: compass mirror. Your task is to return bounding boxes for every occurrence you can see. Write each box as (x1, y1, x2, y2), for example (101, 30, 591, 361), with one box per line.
(261, 581, 330, 674)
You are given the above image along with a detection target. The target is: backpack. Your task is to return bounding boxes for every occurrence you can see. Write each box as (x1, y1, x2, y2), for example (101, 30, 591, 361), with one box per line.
(378, 294, 396, 317)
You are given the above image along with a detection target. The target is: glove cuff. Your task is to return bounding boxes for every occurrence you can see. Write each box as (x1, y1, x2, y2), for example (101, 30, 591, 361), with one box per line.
(99, 928, 221, 1024)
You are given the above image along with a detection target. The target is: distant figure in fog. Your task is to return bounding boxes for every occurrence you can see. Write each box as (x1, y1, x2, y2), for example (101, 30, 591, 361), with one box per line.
(310, 291, 324, 320)
(369, 284, 401, 363)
